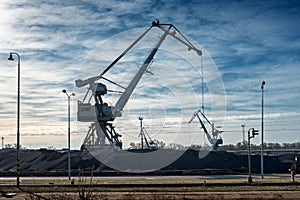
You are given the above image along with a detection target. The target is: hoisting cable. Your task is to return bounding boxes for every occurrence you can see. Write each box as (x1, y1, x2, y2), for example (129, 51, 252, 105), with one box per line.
(201, 55, 204, 113)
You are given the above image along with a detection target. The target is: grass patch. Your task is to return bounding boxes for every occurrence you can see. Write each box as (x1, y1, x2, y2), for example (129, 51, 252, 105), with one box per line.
(1, 176, 300, 194)
(1, 184, 300, 194)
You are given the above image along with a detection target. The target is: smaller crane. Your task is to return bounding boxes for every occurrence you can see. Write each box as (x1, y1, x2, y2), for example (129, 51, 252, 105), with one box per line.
(188, 110, 223, 151)
(138, 117, 156, 150)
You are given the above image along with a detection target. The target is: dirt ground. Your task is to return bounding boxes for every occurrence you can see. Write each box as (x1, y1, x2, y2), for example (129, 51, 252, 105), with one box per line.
(2, 191, 300, 200)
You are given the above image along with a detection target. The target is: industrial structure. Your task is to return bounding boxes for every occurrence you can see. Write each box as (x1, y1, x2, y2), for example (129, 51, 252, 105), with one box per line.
(188, 110, 223, 151)
(75, 21, 223, 151)
(138, 117, 156, 150)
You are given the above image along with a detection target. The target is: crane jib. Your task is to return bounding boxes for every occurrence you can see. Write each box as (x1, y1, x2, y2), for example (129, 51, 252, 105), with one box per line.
(99, 26, 153, 78)
(112, 26, 171, 118)
(74, 26, 153, 88)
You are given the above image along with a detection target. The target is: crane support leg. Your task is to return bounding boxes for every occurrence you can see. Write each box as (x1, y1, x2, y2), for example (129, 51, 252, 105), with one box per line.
(82, 122, 122, 149)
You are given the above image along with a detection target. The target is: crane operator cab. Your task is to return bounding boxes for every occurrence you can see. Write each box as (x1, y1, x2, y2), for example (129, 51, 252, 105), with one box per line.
(94, 83, 114, 122)
(77, 82, 114, 122)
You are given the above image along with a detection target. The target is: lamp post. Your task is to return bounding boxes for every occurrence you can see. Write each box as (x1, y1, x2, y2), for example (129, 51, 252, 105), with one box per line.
(139, 117, 144, 149)
(62, 89, 75, 180)
(8, 52, 21, 187)
(261, 81, 265, 179)
(241, 124, 246, 149)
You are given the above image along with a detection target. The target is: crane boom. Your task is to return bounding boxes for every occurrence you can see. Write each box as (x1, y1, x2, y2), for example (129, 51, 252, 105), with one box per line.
(189, 110, 213, 143)
(112, 21, 203, 118)
(112, 27, 170, 118)
(75, 26, 153, 88)
(156, 24, 202, 56)
(188, 110, 223, 151)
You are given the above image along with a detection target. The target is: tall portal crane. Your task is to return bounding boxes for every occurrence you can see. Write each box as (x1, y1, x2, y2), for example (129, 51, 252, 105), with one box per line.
(76, 21, 202, 150)
(188, 110, 223, 151)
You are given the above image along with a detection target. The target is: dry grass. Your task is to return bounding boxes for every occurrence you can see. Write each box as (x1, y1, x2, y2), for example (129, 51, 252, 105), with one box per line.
(1, 176, 299, 194)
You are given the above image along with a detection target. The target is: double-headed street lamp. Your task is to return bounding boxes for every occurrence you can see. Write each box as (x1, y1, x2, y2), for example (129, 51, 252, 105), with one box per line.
(261, 81, 265, 179)
(8, 52, 21, 187)
(62, 89, 75, 180)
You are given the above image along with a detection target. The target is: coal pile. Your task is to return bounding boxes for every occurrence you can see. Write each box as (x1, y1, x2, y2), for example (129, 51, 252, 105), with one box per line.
(0, 148, 295, 176)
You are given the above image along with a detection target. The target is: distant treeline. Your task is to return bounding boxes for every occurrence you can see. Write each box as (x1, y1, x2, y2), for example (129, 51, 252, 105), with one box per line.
(129, 140, 300, 151)
(218, 142, 300, 151)
(3, 141, 300, 151)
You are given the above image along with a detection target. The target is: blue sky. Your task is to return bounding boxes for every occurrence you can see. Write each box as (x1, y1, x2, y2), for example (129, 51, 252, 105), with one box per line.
(0, 0, 299, 149)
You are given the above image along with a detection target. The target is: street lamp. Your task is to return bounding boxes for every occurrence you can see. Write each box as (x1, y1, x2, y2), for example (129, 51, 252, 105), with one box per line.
(241, 124, 246, 149)
(8, 52, 21, 187)
(62, 89, 75, 180)
(261, 81, 265, 179)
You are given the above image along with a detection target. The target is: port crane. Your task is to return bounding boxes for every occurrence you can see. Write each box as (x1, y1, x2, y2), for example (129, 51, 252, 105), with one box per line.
(76, 21, 202, 150)
(188, 110, 223, 151)
(138, 117, 156, 150)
